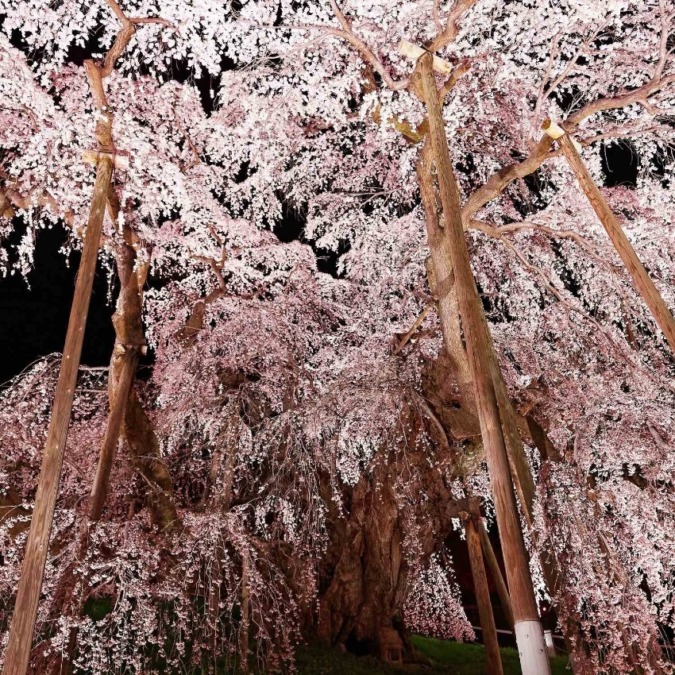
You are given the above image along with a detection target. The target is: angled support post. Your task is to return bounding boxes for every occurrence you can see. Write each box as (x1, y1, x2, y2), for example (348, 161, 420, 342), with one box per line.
(543, 118, 675, 353)
(88, 343, 140, 521)
(2, 134, 119, 675)
(463, 511, 504, 675)
(476, 517, 515, 631)
(411, 50, 550, 675)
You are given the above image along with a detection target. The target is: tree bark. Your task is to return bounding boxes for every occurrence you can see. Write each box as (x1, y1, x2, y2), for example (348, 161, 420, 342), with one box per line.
(415, 52, 550, 675)
(111, 239, 179, 532)
(2, 151, 113, 675)
(88, 345, 138, 521)
(418, 132, 581, 668)
(316, 431, 464, 656)
(465, 516, 503, 675)
(543, 120, 675, 353)
(417, 121, 580, 634)
(476, 517, 514, 631)
(317, 469, 405, 650)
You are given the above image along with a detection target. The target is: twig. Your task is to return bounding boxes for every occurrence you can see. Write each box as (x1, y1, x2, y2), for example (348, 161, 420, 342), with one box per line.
(654, 0, 671, 81)
(394, 305, 432, 354)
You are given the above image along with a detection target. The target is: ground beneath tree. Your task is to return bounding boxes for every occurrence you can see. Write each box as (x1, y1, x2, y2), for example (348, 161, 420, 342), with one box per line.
(295, 636, 571, 675)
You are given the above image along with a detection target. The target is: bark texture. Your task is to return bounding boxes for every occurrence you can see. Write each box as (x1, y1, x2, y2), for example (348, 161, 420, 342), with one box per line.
(111, 238, 179, 532)
(2, 149, 113, 675)
(317, 462, 407, 651)
(465, 516, 503, 675)
(315, 351, 471, 655)
(414, 53, 550, 673)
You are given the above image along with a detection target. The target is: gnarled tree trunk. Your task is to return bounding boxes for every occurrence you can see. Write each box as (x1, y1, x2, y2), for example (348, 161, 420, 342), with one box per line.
(315, 347, 474, 658)
(317, 462, 407, 653)
(111, 236, 178, 532)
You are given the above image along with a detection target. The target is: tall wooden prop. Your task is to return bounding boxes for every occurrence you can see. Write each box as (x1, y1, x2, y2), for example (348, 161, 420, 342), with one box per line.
(476, 517, 515, 631)
(89, 188, 144, 523)
(88, 346, 139, 521)
(543, 118, 675, 353)
(464, 514, 504, 675)
(2, 121, 116, 675)
(416, 52, 550, 674)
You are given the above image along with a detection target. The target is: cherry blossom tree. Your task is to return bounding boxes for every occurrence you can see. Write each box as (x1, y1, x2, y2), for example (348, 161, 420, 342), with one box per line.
(1, 1, 675, 674)
(203, 0, 675, 670)
(0, 4, 477, 670)
(0, 189, 478, 672)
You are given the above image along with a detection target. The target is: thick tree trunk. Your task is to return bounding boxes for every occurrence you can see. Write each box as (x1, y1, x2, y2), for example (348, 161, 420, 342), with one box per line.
(415, 52, 550, 674)
(315, 381, 471, 660)
(318, 467, 406, 652)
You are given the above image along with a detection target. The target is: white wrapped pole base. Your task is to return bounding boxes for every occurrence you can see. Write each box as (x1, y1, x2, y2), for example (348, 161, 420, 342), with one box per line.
(544, 630, 556, 657)
(514, 620, 551, 675)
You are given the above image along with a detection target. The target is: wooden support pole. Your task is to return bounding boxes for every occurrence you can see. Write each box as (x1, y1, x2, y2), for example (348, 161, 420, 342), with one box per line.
(415, 85, 577, 671)
(544, 630, 556, 657)
(405, 48, 576, 665)
(417, 145, 474, 400)
(88, 345, 139, 521)
(416, 52, 549, 675)
(2, 154, 114, 675)
(543, 118, 675, 353)
(476, 517, 515, 632)
(238, 552, 251, 674)
(89, 187, 144, 524)
(465, 516, 504, 675)
(416, 104, 578, 660)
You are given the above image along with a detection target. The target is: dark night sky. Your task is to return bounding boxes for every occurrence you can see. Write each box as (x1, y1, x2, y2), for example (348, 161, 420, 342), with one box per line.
(0, 225, 115, 384)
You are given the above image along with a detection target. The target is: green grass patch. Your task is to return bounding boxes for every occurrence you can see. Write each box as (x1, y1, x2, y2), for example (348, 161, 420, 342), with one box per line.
(410, 635, 571, 674)
(295, 636, 572, 674)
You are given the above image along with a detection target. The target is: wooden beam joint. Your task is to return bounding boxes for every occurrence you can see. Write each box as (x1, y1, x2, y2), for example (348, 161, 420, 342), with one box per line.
(399, 40, 454, 75)
(82, 149, 130, 171)
(113, 342, 147, 356)
(541, 118, 582, 152)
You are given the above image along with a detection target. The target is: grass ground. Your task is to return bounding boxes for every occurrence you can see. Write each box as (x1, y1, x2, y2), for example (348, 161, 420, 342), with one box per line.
(296, 635, 572, 674)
